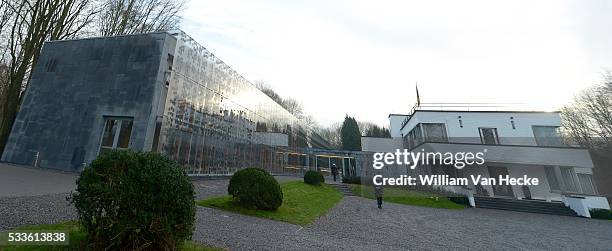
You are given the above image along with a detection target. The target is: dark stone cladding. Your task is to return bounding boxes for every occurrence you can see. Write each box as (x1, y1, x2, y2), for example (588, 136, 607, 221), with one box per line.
(1, 33, 170, 171)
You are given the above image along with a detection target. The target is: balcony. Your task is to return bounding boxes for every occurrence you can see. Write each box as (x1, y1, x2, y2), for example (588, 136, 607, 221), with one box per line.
(414, 141, 593, 168)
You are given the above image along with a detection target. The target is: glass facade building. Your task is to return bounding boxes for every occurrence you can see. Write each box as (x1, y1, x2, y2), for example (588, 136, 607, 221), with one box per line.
(156, 32, 331, 175)
(2, 31, 371, 176)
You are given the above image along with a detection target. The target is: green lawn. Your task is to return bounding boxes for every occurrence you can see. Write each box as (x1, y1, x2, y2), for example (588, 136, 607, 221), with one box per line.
(0, 221, 221, 251)
(197, 181, 343, 225)
(349, 184, 465, 209)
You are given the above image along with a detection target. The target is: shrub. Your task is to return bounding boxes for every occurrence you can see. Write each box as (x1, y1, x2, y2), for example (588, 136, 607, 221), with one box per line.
(590, 208, 612, 220)
(228, 168, 283, 210)
(304, 170, 325, 185)
(342, 176, 362, 184)
(448, 196, 470, 206)
(70, 150, 195, 250)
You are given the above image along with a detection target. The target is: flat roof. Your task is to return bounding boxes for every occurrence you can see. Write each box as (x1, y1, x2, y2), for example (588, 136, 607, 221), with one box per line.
(388, 113, 410, 118)
(399, 109, 561, 131)
(45, 31, 170, 44)
(412, 109, 561, 114)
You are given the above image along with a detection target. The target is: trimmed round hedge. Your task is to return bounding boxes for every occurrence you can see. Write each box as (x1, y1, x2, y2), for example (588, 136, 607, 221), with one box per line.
(228, 168, 283, 210)
(304, 170, 325, 185)
(71, 150, 195, 250)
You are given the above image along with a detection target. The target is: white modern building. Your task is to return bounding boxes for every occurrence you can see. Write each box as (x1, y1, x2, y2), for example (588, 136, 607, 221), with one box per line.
(363, 104, 610, 217)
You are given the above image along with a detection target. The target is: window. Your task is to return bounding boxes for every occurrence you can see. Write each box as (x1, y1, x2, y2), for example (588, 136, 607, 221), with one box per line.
(404, 125, 423, 149)
(99, 117, 134, 155)
(422, 123, 448, 143)
(403, 123, 448, 149)
(544, 166, 560, 191)
(479, 127, 499, 145)
(577, 173, 597, 195)
(561, 167, 578, 192)
(532, 126, 564, 146)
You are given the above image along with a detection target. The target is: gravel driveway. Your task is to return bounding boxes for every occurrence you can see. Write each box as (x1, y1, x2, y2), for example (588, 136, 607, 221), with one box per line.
(193, 196, 612, 250)
(2, 165, 612, 250)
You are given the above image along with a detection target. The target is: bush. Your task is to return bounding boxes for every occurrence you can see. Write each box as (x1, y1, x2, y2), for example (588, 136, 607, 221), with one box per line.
(342, 176, 362, 184)
(448, 196, 470, 206)
(304, 170, 325, 185)
(70, 150, 195, 250)
(590, 208, 612, 220)
(228, 168, 283, 210)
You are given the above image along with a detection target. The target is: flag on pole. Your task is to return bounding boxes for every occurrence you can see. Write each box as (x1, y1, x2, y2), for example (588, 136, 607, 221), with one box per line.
(416, 83, 421, 107)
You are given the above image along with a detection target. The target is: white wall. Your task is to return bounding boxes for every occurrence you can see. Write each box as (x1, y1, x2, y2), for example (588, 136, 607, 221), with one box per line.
(400, 111, 562, 145)
(361, 137, 403, 153)
(388, 114, 409, 138)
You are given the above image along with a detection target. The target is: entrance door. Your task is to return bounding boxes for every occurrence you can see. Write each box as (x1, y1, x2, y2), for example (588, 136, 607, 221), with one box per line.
(487, 166, 514, 197)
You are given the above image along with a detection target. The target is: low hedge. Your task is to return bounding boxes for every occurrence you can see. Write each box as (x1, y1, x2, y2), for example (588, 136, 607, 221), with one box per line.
(590, 208, 612, 220)
(304, 170, 324, 185)
(228, 168, 283, 210)
(448, 196, 470, 206)
(342, 176, 362, 184)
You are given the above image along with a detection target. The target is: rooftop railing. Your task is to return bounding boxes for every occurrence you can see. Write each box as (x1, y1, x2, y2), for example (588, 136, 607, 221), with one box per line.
(401, 102, 557, 130)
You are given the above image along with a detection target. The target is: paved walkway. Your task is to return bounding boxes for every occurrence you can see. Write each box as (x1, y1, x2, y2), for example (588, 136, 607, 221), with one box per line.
(0, 163, 78, 197)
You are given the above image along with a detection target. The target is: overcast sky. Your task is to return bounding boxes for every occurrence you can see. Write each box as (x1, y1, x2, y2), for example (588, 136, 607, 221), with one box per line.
(181, 0, 612, 127)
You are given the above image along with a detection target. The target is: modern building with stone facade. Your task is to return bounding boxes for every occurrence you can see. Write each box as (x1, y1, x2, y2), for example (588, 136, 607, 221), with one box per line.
(1, 31, 368, 176)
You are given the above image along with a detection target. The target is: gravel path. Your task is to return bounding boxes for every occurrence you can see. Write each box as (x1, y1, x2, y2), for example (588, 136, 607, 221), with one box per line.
(0, 172, 298, 231)
(193, 196, 612, 250)
(2, 167, 611, 250)
(0, 193, 77, 231)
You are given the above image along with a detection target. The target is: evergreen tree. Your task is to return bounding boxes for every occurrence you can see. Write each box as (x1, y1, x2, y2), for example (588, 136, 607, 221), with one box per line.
(382, 128, 391, 138)
(341, 116, 362, 151)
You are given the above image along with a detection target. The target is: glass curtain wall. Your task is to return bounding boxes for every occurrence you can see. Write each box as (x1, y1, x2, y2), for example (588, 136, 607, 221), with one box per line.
(156, 32, 324, 175)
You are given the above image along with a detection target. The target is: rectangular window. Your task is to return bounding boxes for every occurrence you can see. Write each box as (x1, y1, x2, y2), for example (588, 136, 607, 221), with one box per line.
(422, 123, 448, 143)
(544, 166, 560, 191)
(99, 117, 134, 155)
(479, 127, 499, 145)
(577, 173, 597, 195)
(406, 125, 423, 149)
(561, 167, 578, 192)
(532, 126, 564, 146)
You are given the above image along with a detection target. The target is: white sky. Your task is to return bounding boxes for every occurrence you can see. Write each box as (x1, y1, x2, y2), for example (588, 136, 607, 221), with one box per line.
(181, 0, 612, 127)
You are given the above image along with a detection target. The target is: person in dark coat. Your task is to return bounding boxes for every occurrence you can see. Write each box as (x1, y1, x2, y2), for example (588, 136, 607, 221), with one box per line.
(331, 164, 338, 182)
(374, 184, 384, 209)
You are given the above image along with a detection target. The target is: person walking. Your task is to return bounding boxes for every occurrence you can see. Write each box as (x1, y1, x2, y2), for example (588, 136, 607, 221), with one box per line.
(374, 184, 384, 209)
(331, 164, 338, 182)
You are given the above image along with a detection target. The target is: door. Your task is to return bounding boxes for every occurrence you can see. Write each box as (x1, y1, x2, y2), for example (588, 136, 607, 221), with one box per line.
(487, 166, 514, 197)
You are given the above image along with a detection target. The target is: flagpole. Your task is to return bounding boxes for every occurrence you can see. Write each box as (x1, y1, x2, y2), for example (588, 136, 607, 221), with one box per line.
(415, 82, 420, 107)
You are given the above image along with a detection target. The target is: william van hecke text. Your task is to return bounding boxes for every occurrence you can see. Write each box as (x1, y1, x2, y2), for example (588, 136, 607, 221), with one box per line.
(372, 174, 539, 186)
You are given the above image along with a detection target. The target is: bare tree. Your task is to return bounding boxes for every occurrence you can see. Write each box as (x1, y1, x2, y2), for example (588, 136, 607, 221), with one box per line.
(561, 72, 612, 199)
(254, 80, 306, 119)
(255, 80, 284, 108)
(96, 0, 185, 36)
(0, 0, 98, 154)
(313, 122, 341, 149)
(561, 72, 612, 148)
(282, 98, 303, 118)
